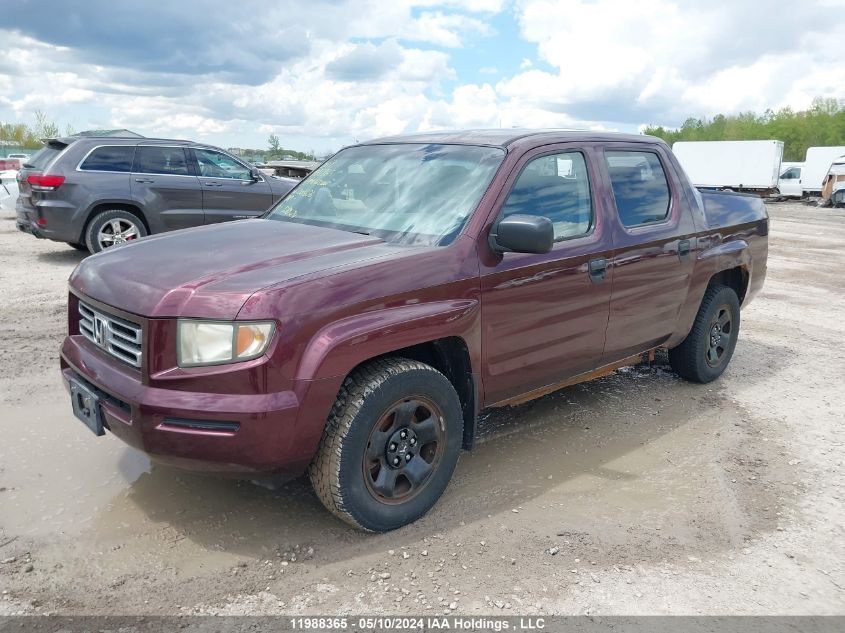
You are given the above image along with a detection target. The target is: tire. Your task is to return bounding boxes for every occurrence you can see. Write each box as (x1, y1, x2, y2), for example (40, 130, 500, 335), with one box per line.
(85, 209, 147, 253)
(309, 358, 463, 532)
(69, 242, 89, 252)
(669, 284, 741, 383)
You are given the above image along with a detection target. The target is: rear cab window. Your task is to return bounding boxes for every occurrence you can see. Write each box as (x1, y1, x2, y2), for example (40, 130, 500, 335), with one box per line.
(133, 146, 190, 175)
(501, 151, 594, 241)
(604, 150, 671, 227)
(79, 146, 136, 172)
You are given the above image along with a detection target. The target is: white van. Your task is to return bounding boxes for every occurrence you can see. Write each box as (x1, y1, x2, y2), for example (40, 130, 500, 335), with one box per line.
(777, 162, 804, 198)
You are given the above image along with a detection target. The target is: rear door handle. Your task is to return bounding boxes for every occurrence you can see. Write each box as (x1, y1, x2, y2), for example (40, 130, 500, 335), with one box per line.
(134, 178, 154, 184)
(678, 239, 691, 262)
(588, 257, 607, 284)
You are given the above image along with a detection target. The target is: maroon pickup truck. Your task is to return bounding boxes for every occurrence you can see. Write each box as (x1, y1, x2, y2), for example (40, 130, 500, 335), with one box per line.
(61, 130, 768, 531)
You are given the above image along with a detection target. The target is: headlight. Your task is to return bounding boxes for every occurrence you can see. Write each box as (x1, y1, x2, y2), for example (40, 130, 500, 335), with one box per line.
(177, 320, 275, 367)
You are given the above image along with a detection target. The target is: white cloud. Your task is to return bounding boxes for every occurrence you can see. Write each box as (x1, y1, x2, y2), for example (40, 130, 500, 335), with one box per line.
(508, 0, 845, 126)
(1, 0, 844, 152)
(395, 11, 494, 47)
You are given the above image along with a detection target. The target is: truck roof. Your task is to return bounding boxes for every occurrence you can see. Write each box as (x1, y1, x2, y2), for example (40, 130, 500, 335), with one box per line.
(364, 129, 664, 149)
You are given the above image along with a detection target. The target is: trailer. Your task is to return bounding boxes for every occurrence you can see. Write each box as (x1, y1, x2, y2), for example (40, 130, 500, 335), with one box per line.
(802, 146, 845, 195)
(672, 140, 783, 195)
(820, 157, 845, 207)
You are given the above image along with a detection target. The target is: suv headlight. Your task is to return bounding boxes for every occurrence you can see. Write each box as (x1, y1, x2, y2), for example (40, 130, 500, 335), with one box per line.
(177, 320, 275, 367)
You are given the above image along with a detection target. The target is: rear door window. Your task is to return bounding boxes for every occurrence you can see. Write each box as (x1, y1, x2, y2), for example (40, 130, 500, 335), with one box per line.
(501, 151, 594, 241)
(604, 150, 671, 227)
(79, 146, 135, 172)
(133, 146, 190, 176)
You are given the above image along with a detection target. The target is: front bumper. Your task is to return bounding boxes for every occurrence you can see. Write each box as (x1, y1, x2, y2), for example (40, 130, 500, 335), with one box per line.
(60, 334, 337, 477)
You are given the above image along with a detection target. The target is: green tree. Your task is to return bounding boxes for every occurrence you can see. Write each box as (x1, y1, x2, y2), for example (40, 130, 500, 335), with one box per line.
(33, 110, 59, 139)
(267, 133, 281, 157)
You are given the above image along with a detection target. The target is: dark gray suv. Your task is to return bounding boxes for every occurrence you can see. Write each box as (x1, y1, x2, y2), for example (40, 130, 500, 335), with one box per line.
(16, 137, 297, 252)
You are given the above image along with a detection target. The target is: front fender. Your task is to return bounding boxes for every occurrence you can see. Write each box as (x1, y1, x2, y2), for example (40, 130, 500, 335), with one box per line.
(295, 299, 480, 381)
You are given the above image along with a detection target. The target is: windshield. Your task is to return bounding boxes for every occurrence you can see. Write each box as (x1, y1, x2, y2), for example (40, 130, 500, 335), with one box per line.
(266, 143, 505, 246)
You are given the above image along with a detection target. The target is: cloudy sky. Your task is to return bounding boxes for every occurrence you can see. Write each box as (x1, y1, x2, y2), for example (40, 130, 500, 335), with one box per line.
(1, 0, 843, 154)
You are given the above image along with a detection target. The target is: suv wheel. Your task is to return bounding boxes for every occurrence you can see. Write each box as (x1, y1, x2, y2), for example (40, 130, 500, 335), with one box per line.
(668, 284, 740, 383)
(85, 209, 147, 253)
(309, 358, 463, 532)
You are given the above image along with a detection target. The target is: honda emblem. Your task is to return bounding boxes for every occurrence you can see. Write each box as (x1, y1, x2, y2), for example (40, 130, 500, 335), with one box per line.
(93, 315, 107, 347)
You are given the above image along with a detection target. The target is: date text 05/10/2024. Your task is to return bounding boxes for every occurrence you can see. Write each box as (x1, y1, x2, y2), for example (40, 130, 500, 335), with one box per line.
(289, 616, 547, 630)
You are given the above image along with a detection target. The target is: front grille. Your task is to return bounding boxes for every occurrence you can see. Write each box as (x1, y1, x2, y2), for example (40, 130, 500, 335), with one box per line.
(78, 301, 143, 367)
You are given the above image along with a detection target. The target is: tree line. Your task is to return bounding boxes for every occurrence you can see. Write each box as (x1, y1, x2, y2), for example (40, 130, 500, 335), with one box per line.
(263, 134, 317, 161)
(0, 111, 73, 148)
(1, 112, 318, 161)
(14, 99, 843, 163)
(644, 97, 845, 162)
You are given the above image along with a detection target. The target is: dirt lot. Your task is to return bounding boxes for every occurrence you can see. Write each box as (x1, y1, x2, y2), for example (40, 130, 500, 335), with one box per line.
(0, 202, 843, 616)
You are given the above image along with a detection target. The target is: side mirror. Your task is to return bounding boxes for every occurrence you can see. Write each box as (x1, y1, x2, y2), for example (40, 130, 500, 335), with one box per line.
(250, 167, 261, 181)
(490, 214, 554, 254)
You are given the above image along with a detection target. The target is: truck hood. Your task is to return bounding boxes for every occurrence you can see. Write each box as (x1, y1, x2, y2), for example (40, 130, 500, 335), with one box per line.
(69, 219, 393, 319)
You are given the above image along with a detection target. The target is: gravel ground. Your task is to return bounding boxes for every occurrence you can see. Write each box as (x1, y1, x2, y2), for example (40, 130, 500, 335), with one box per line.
(0, 202, 843, 615)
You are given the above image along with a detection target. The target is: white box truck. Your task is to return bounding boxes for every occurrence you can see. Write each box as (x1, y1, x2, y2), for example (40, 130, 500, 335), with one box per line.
(802, 146, 845, 195)
(672, 140, 783, 195)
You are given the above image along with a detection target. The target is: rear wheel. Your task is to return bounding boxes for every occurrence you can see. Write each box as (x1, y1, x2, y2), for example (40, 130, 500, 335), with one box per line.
(669, 284, 740, 383)
(309, 358, 463, 532)
(85, 209, 147, 253)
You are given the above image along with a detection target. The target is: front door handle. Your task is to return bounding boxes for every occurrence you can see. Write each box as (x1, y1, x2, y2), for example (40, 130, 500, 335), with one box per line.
(134, 178, 154, 184)
(588, 258, 607, 284)
(678, 239, 691, 262)
(204, 181, 222, 187)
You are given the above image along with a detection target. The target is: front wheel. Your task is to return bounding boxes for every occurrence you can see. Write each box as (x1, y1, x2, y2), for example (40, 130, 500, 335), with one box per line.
(669, 284, 740, 383)
(309, 358, 463, 532)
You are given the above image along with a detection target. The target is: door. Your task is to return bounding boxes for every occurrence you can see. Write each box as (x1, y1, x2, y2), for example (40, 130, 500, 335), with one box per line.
(480, 145, 613, 405)
(778, 166, 802, 197)
(130, 145, 203, 232)
(600, 145, 698, 363)
(190, 147, 275, 223)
